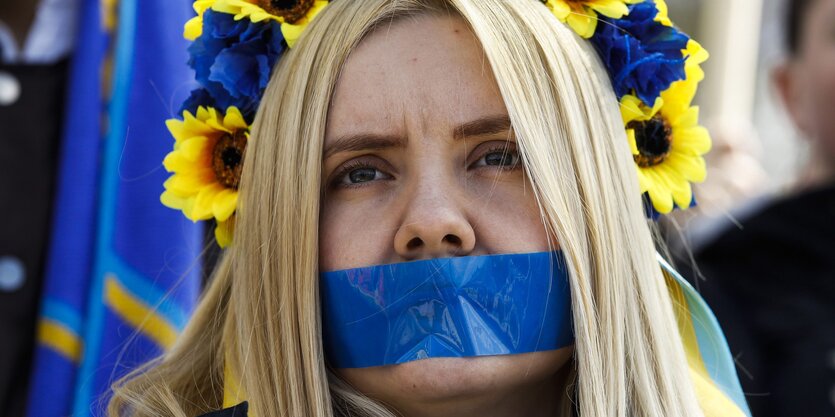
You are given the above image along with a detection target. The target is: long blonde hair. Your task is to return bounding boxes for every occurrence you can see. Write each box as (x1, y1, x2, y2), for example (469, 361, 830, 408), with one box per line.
(110, 1, 703, 416)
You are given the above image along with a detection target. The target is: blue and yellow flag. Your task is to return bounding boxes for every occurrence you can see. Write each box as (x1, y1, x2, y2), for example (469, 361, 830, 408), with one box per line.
(660, 255, 753, 417)
(25, 0, 202, 415)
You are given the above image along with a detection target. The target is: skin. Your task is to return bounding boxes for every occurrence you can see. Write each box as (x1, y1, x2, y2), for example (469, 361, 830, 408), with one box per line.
(0, 1, 39, 47)
(774, 0, 835, 185)
(319, 15, 573, 417)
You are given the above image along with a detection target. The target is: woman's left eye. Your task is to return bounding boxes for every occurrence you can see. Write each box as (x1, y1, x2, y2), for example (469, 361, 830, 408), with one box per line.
(473, 148, 521, 168)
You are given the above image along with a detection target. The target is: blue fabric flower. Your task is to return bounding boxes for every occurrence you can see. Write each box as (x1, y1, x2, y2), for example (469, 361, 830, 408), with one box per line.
(590, 2, 690, 104)
(187, 10, 285, 121)
(180, 88, 216, 116)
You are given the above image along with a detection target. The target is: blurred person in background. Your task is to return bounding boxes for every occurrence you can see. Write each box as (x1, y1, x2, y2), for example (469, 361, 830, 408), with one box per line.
(0, 0, 78, 416)
(692, 0, 835, 416)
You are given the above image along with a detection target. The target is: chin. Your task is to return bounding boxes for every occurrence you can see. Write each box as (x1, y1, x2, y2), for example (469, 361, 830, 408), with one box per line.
(337, 347, 574, 403)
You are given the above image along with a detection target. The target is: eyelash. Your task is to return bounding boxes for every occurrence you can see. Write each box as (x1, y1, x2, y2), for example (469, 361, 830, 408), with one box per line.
(331, 160, 387, 189)
(475, 145, 521, 170)
(330, 143, 521, 189)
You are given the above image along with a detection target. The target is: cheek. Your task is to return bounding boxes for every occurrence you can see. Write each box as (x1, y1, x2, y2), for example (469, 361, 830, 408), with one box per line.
(468, 177, 552, 253)
(319, 192, 398, 272)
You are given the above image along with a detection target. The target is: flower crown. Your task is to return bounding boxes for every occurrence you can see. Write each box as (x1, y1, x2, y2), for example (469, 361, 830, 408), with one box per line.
(161, 0, 711, 247)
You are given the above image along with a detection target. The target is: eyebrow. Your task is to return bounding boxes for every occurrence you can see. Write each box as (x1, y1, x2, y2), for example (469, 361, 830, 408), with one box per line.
(323, 133, 405, 159)
(323, 114, 512, 159)
(453, 114, 512, 141)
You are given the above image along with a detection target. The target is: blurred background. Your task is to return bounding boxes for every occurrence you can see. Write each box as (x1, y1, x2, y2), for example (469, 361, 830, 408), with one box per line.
(1, 0, 833, 416)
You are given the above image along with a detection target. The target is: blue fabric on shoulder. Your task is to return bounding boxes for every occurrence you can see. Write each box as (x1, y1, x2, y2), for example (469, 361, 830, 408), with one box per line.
(659, 254, 752, 417)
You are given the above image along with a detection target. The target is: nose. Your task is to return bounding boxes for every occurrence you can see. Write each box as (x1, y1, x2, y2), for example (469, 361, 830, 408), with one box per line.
(393, 184, 476, 261)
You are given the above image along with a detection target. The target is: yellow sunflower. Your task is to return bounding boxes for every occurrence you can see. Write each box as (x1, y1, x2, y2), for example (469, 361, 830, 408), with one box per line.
(184, 0, 329, 47)
(619, 62, 711, 214)
(544, 0, 643, 38)
(161, 106, 249, 247)
(653, 0, 672, 26)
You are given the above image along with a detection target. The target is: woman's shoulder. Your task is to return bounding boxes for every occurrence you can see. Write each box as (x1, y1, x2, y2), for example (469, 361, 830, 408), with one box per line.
(197, 401, 248, 417)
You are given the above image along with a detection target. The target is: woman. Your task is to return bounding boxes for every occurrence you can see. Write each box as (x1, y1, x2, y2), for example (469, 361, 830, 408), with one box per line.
(110, 0, 749, 416)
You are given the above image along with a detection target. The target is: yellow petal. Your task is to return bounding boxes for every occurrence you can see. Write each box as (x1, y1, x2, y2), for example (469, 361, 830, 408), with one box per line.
(195, 106, 212, 122)
(669, 106, 700, 129)
(163, 149, 214, 175)
(281, 0, 328, 48)
(162, 187, 197, 222)
(249, 11, 270, 22)
(566, 10, 597, 38)
(166, 118, 187, 142)
(644, 169, 674, 213)
(163, 151, 190, 173)
(626, 129, 639, 155)
(212, 189, 238, 222)
(653, 0, 673, 26)
(183, 0, 216, 40)
(184, 16, 203, 41)
(548, 0, 572, 20)
(191, 183, 225, 221)
(648, 96, 664, 117)
(179, 136, 213, 161)
(193, 0, 215, 15)
(296, 1, 329, 25)
(588, 0, 630, 19)
(656, 164, 693, 208)
(282, 22, 308, 48)
(620, 95, 646, 125)
(164, 172, 215, 196)
(224, 106, 248, 130)
(684, 39, 709, 66)
(671, 125, 711, 155)
(182, 111, 219, 137)
(666, 152, 707, 183)
(160, 190, 188, 210)
(215, 217, 235, 248)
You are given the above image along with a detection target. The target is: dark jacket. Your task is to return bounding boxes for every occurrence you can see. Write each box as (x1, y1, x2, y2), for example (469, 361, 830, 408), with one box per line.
(692, 182, 835, 417)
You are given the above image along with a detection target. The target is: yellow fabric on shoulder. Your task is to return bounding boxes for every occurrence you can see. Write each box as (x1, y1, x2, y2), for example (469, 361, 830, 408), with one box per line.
(663, 261, 750, 417)
(223, 359, 248, 412)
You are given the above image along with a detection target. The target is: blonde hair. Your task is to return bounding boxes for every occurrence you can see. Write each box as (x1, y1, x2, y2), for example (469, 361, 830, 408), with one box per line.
(110, 1, 704, 416)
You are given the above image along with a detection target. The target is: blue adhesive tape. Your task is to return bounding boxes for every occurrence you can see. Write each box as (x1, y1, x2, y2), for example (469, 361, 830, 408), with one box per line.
(320, 251, 574, 368)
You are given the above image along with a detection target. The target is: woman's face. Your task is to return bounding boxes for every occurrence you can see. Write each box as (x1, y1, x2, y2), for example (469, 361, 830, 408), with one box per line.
(320, 14, 572, 416)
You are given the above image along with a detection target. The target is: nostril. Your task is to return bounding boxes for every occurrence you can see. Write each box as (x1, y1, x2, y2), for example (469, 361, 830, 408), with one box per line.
(443, 234, 462, 246)
(406, 237, 423, 251)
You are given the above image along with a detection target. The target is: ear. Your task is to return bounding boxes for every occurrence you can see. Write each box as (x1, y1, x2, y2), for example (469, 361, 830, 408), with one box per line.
(772, 62, 811, 135)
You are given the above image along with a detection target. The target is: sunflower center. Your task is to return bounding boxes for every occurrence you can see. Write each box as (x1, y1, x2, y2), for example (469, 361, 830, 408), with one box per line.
(213, 130, 247, 189)
(259, 0, 314, 23)
(629, 115, 672, 168)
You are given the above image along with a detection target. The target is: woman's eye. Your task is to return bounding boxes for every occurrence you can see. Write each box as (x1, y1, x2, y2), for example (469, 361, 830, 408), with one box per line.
(348, 167, 378, 183)
(475, 149, 520, 168)
(336, 165, 389, 186)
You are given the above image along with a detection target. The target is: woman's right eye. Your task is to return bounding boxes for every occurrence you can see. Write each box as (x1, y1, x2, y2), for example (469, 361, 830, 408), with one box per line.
(347, 167, 379, 183)
(334, 163, 391, 187)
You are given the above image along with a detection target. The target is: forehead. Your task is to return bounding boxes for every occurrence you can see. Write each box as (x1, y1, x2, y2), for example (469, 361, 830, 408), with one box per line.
(326, 14, 507, 142)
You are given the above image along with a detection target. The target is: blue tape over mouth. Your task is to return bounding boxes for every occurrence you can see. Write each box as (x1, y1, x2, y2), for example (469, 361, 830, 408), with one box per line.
(320, 251, 574, 368)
